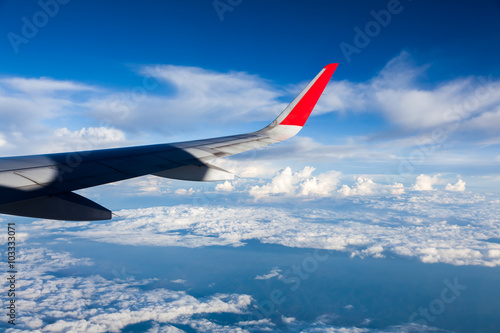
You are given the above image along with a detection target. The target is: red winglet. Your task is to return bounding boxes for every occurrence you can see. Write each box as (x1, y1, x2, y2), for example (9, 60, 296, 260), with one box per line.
(279, 63, 338, 127)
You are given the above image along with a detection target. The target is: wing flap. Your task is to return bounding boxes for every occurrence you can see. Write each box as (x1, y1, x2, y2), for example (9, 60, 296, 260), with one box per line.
(0, 171, 37, 188)
(97, 154, 173, 174)
(154, 163, 234, 182)
(0, 191, 112, 221)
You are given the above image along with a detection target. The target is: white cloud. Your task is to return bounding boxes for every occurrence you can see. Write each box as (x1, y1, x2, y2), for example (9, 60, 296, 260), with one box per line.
(249, 167, 341, 200)
(0, 133, 7, 147)
(254, 267, 282, 280)
(213, 158, 280, 178)
(446, 179, 466, 192)
(1, 77, 95, 94)
(390, 182, 405, 195)
(300, 171, 343, 196)
(55, 126, 125, 143)
(411, 174, 441, 191)
(87, 65, 286, 134)
(0, 76, 120, 156)
(314, 79, 368, 115)
(22, 188, 500, 267)
(338, 177, 404, 197)
(338, 177, 375, 196)
(232, 136, 401, 170)
(215, 181, 235, 192)
(237, 318, 275, 327)
(47, 127, 127, 153)
(465, 107, 500, 131)
(134, 176, 172, 195)
(175, 188, 195, 195)
(2, 248, 253, 333)
(353, 245, 386, 259)
(316, 51, 500, 131)
(294, 318, 450, 332)
(185, 318, 250, 332)
(97, 175, 173, 197)
(147, 323, 186, 333)
(281, 316, 296, 324)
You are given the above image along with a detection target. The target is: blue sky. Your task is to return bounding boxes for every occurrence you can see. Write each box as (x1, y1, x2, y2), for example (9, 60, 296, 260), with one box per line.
(2, 0, 500, 80)
(2, 1, 500, 332)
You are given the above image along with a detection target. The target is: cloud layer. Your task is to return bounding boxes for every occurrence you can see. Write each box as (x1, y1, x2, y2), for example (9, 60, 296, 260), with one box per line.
(0, 246, 452, 333)
(23, 186, 500, 267)
(2, 248, 252, 333)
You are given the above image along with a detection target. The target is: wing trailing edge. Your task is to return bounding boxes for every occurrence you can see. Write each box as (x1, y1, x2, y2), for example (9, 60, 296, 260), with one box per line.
(0, 192, 111, 221)
(154, 163, 234, 181)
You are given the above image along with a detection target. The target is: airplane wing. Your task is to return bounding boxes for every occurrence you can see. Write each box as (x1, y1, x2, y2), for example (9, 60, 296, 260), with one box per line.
(0, 64, 338, 221)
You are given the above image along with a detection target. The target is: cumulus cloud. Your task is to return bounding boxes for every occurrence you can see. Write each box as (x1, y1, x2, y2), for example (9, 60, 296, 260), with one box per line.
(134, 176, 172, 195)
(175, 188, 195, 195)
(338, 177, 376, 196)
(237, 318, 275, 327)
(249, 167, 341, 200)
(446, 179, 466, 192)
(300, 170, 344, 196)
(246, 167, 405, 200)
(411, 174, 441, 191)
(338, 177, 404, 197)
(215, 181, 235, 192)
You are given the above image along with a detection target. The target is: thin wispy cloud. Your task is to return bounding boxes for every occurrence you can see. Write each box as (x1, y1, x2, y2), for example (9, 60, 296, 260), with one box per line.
(317, 52, 500, 132)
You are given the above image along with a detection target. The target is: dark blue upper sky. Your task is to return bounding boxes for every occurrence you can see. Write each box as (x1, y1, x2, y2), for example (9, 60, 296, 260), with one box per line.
(2, 0, 499, 85)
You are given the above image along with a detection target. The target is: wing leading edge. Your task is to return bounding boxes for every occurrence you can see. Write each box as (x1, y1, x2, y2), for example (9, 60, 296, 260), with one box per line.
(0, 64, 338, 220)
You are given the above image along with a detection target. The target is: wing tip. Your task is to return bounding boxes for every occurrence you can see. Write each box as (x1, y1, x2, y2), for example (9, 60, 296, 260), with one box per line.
(277, 63, 337, 127)
(324, 63, 339, 70)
